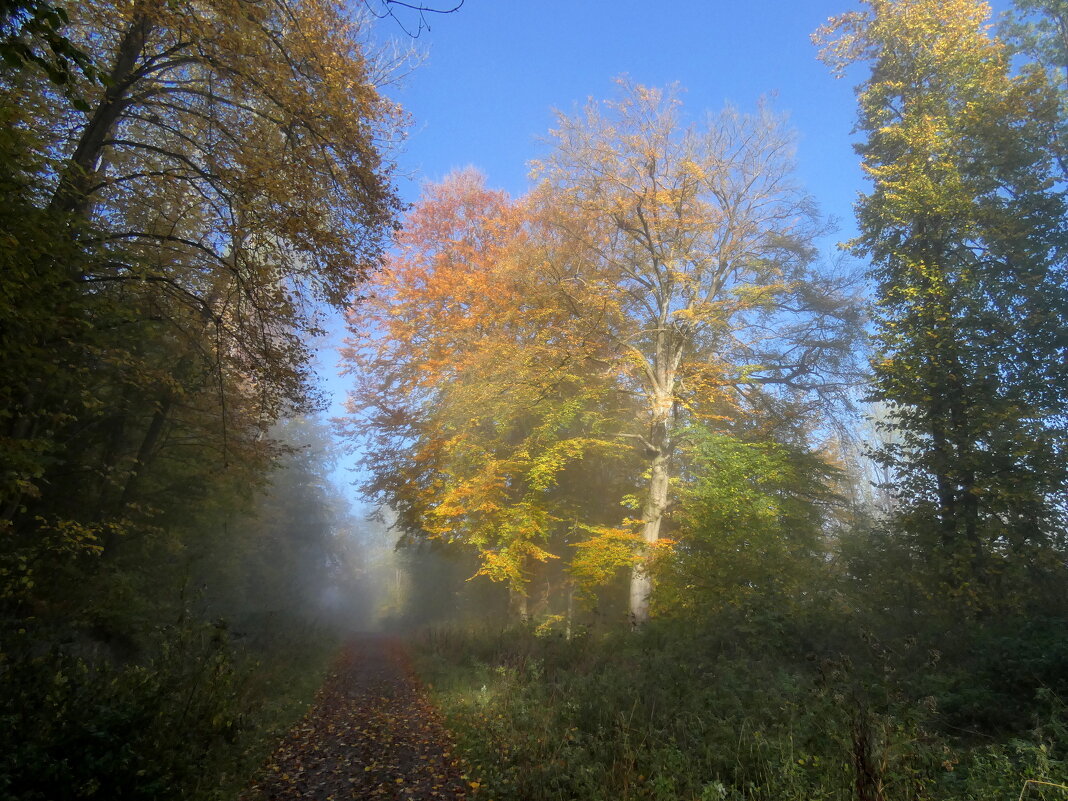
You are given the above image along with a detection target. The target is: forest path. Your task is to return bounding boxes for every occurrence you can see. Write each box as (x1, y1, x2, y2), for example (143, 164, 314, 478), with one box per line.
(248, 635, 470, 800)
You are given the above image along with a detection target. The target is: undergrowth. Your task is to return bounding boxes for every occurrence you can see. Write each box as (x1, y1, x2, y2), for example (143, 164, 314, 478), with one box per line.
(413, 613, 1068, 801)
(0, 619, 338, 801)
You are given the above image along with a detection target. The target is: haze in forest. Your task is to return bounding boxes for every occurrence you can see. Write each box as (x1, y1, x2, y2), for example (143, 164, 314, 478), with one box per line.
(1, 1, 1067, 800)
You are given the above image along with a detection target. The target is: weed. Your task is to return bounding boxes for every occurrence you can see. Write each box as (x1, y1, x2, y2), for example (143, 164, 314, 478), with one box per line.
(413, 616, 1068, 801)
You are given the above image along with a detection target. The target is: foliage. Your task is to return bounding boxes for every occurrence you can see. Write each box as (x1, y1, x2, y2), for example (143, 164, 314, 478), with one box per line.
(0, 0, 99, 90)
(0, 0, 407, 579)
(0, 0, 405, 788)
(343, 169, 631, 608)
(415, 613, 1068, 801)
(656, 426, 841, 616)
(1000, 0, 1068, 177)
(529, 80, 862, 622)
(341, 85, 863, 623)
(0, 619, 338, 801)
(816, 0, 1068, 605)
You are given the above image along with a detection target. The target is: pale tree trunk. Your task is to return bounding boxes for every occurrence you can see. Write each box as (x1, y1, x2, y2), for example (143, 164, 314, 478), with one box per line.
(630, 394, 673, 627)
(565, 580, 574, 639)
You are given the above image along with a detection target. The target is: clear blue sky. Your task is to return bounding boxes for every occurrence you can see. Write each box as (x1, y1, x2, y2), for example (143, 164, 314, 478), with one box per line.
(385, 0, 864, 237)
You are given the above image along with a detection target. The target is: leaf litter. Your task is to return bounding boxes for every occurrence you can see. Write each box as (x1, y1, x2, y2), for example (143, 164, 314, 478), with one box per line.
(247, 635, 470, 800)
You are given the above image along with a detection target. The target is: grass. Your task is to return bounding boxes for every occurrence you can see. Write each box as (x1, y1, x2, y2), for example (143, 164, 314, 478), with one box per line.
(412, 615, 1068, 801)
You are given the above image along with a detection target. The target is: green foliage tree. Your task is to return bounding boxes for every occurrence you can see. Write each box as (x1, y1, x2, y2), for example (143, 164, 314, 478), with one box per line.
(1000, 0, 1068, 176)
(0, 0, 99, 89)
(657, 423, 842, 618)
(816, 0, 1068, 604)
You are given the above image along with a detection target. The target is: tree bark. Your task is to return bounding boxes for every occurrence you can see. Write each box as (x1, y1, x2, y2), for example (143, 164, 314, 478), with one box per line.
(50, 10, 156, 217)
(630, 410, 671, 627)
(509, 585, 529, 622)
(117, 395, 171, 511)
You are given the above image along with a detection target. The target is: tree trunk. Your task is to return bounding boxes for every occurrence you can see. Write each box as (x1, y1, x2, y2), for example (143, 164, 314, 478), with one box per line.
(101, 395, 171, 555)
(509, 585, 529, 622)
(565, 581, 574, 639)
(117, 396, 171, 510)
(630, 413, 671, 627)
(50, 10, 155, 217)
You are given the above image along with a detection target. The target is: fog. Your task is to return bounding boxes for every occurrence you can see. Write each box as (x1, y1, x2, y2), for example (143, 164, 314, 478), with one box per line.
(177, 413, 516, 641)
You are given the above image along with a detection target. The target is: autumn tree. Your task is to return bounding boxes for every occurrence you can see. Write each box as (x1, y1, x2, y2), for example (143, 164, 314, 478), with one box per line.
(0, 3, 403, 789)
(342, 170, 628, 618)
(531, 81, 862, 624)
(0, 0, 404, 633)
(816, 0, 1068, 602)
(344, 91, 859, 625)
(48, 0, 403, 406)
(0, 0, 403, 526)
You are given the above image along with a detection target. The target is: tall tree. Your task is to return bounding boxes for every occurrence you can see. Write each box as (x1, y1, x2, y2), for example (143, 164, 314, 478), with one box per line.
(1000, 0, 1068, 177)
(816, 0, 1068, 602)
(342, 170, 629, 617)
(0, 0, 404, 522)
(344, 93, 860, 625)
(0, 0, 405, 630)
(48, 0, 403, 408)
(531, 81, 861, 624)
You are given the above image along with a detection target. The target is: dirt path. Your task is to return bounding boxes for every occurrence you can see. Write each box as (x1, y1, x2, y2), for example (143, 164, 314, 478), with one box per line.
(249, 635, 470, 800)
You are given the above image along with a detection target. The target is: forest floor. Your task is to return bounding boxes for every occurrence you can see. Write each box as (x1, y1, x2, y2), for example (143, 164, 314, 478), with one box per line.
(246, 635, 472, 801)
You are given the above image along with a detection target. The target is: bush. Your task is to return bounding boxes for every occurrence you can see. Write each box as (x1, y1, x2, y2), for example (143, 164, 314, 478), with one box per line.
(0, 620, 336, 801)
(413, 614, 1068, 801)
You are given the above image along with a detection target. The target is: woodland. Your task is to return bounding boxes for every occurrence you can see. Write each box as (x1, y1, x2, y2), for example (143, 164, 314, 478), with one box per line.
(0, 0, 1067, 800)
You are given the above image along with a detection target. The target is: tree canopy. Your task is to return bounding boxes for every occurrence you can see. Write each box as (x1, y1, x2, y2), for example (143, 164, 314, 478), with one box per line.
(817, 0, 1068, 605)
(342, 82, 863, 624)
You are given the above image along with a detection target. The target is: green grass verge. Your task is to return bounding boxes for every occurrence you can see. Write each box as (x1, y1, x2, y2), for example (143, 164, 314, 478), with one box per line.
(412, 619, 1067, 801)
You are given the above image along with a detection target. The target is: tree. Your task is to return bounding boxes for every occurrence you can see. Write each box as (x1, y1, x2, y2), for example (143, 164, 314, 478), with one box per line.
(342, 170, 629, 618)
(0, 0, 99, 90)
(0, 0, 404, 525)
(47, 0, 403, 406)
(343, 89, 860, 626)
(656, 423, 842, 618)
(816, 0, 1068, 603)
(531, 81, 861, 624)
(1000, 0, 1068, 177)
(0, 0, 405, 633)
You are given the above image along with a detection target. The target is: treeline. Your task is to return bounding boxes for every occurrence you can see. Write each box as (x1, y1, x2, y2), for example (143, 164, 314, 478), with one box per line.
(0, 1, 400, 798)
(344, 0, 1068, 627)
(360, 2, 1068, 797)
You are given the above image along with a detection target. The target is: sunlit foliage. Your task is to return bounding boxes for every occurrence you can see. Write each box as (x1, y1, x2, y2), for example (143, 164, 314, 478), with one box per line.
(343, 84, 862, 624)
(817, 0, 1068, 607)
(343, 169, 631, 615)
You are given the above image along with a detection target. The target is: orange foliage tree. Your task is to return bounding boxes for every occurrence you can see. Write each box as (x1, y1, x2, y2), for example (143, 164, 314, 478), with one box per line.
(341, 169, 630, 617)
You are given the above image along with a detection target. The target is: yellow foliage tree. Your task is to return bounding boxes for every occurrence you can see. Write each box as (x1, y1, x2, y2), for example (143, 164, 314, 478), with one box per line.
(531, 80, 861, 624)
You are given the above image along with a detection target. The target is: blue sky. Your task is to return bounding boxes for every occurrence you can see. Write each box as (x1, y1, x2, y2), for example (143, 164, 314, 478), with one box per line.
(385, 0, 864, 237)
